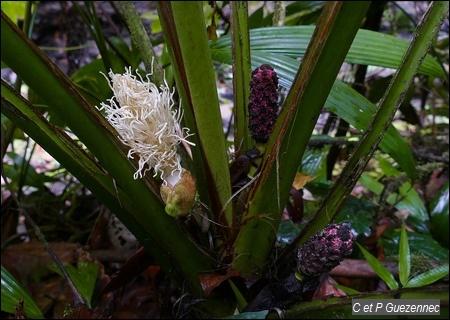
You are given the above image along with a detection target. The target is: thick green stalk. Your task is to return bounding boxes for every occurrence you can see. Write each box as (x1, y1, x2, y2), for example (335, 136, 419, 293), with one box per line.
(295, 1, 449, 248)
(231, 1, 253, 155)
(272, 1, 286, 27)
(232, 1, 371, 278)
(118, 1, 165, 86)
(157, 2, 234, 232)
(1, 1, 35, 161)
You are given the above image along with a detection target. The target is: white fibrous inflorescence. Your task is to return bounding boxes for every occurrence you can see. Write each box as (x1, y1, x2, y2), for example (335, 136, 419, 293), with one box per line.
(98, 67, 194, 187)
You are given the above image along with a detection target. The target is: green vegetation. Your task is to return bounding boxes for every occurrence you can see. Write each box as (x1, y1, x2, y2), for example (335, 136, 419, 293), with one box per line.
(1, 1, 448, 318)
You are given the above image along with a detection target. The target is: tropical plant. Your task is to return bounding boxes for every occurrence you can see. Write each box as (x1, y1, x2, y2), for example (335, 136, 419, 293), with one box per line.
(1, 1, 448, 319)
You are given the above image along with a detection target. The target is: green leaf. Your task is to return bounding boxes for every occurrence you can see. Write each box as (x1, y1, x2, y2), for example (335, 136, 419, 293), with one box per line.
(301, 145, 330, 181)
(150, 18, 162, 34)
(70, 59, 112, 106)
(381, 229, 449, 262)
(0, 1, 27, 24)
(228, 279, 247, 313)
(332, 284, 360, 295)
(327, 81, 417, 182)
(359, 160, 428, 223)
(108, 36, 141, 69)
(1, 265, 44, 319)
(357, 243, 399, 290)
(379, 157, 428, 221)
(277, 220, 304, 248)
(398, 223, 411, 286)
(304, 179, 333, 198)
(404, 263, 449, 288)
(211, 26, 445, 78)
(359, 172, 383, 194)
(250, 1, 325, 27)
(335, 196, 374, 238)
(430, 181, 449, 248)
(3, 151, 48, 190)
(45, 261, 99, 308)
(74, 261, 99, 308)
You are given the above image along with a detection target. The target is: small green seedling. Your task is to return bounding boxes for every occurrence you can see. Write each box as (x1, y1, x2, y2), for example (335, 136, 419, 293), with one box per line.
(357, 223, 449, 290)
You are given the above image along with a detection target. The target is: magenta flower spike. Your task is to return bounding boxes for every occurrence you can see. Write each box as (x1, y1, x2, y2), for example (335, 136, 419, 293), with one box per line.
(248, 64, 279, 143)
(297, 224, 355, 277)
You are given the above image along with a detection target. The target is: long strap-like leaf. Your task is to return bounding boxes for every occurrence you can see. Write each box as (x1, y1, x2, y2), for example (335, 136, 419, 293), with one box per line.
(157, 2, 234, 236)
(230, 2, 253, 155)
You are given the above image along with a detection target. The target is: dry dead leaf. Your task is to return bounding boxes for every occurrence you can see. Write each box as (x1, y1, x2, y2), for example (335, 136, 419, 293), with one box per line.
(292, 172, 315, 190)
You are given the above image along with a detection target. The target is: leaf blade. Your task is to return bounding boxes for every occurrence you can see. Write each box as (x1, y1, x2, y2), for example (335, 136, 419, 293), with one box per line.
(404, 264, 449, 288)
(357, 243, 399, 290)
(211, 26, 445, 78)
(1, 265, 44, 319)
(398, 223, 411, 286)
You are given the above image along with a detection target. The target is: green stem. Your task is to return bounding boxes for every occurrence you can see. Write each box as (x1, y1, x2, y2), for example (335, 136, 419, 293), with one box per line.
(72, 2, 113, 72)
(1, 1, 36, 161)
(272, 1, 286, 27)
(118, 1, 165, 86)
(231, 1, 253, 156)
